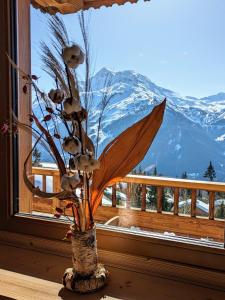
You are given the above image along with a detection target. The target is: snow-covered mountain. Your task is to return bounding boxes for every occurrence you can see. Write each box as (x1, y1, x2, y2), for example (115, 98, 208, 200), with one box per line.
(34, 68, 225, 181)
(88, 68, 225, 181)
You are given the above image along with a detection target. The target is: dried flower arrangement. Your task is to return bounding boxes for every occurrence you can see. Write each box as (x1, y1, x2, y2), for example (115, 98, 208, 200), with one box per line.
(3, 15, 166, 294)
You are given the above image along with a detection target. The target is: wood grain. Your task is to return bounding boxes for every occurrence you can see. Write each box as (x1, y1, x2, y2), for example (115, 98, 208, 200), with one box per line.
(157, 187, 163, 213)
(191, 189, 197, 218)
(173, 188, 179, 216)
(141, 184, 147, 211)
(31, 168, 225, 241)
(0, 241, 225, 299)
(18, 0, 32, 213)
(93, 206, 224, 241)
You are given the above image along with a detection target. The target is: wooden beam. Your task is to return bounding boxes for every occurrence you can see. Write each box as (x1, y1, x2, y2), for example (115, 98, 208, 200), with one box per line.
(42, 175, 46, 193)
(191, 190, 197, 218)
(157, 187, 163, 213)
(126, 183, 131, 209)
(94, 206, 224, 241)
(141, 184, 147, 211)
(18, 0, 32, 214)
(209, 191, 215, 220)
(112, 184, 117, 207)
(33, 167, 225, 193)
(119, 174, 225, 193)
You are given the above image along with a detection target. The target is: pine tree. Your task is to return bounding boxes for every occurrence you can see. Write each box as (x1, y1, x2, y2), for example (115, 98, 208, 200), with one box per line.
(138, 165, 142, 175)
(32, 148, 42, 166)
(203, 161, 216, 181)
(215, 203, 225, 219)
(181, 171, 190, 199)
(181, 171, 187, 179)
(152, 167, 157, 176)
(162, 189, 172, 212)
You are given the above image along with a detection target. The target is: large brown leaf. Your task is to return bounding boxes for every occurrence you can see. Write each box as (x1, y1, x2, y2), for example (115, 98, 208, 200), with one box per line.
(91, 99, 166, 215)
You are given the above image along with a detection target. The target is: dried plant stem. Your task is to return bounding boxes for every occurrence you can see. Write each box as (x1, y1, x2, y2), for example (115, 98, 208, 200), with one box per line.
(31, 113, 66, 176)
(50, 112, 67, 164)
(82, 174, 88, 229)
(64, 64, 89, 231)
(78, 202, 86, 232)
(86, 175, 94, 229)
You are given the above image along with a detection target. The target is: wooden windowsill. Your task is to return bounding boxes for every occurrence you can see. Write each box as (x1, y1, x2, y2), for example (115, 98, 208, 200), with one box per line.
(0, 229, 225, 297)
(0, 269, 121, 300)
(0, 241, 225, 300)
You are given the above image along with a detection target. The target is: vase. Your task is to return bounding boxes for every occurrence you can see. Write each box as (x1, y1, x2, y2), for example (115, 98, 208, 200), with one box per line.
(63, 224, 108, 293)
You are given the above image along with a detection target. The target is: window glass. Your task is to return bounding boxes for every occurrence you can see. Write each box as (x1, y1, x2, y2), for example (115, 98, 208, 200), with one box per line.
(20, 1, 225, 244)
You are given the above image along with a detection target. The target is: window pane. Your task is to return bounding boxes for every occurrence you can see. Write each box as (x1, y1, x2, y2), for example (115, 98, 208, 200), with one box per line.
(16, 2, 225, 245)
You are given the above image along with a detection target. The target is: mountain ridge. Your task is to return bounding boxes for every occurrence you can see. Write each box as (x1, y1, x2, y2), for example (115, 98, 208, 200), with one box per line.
(33, 67, 225, 181)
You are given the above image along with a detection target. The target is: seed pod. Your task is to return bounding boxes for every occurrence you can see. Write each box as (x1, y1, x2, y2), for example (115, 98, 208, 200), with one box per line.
(63, 97, 81, 114)
(48, 89, 64, 104)
(62, 45, 85, 69)
(73, 154, 100, 172)
(76, 108, 88, 122)
(62, 136, 81, 155)
(61, 173, 80, 192)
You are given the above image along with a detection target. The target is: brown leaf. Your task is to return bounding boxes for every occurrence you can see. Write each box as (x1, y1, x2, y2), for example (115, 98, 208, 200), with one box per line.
(65, 202, 73, 209)
(55, 207, 63, 214)
(43, 114, 52, 122)
(54, 133, 61, 139)
(23, 85, 27, 94)
(46, 107, 54, 114)
(90, 99, 166, 216)
(31, 75, 38, 80)
(54, 212, 61, 219)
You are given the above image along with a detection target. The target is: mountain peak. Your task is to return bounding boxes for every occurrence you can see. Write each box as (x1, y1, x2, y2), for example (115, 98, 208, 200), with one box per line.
(94, 67, 114, 78)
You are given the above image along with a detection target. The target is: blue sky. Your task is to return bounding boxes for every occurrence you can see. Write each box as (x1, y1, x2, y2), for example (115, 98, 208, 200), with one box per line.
(31, 0, 225, 98)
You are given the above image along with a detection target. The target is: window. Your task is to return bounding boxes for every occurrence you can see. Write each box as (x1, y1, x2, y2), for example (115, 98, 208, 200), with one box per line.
(0, 1, 225, 268)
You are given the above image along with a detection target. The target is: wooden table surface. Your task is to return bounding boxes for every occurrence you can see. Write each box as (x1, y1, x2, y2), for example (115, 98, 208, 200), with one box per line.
(0, 269, 122, 300)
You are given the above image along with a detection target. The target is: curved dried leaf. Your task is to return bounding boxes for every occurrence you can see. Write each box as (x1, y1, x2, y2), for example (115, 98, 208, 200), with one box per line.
(91, 99, 166, 215)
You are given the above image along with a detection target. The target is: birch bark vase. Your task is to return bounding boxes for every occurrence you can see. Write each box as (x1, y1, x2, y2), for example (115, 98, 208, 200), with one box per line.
(63, 225, 108, 293)
(71, 226, 97, 277)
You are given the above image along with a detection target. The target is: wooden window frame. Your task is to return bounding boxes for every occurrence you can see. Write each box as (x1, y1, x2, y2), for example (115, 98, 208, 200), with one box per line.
(0, 0, 225, 274)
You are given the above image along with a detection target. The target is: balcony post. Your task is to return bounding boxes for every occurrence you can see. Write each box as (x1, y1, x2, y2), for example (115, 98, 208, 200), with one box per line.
(191, 189, 197, 217)
(112, 184, 117, 207)
(209, 191, 215, 220)
(157, 187, 163, 213)
(141, 184, 147, 211)
(173, 187, 179, 215)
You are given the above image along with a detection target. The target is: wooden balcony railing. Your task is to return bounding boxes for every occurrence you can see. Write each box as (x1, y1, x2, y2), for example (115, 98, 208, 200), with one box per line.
(31, 167, 225, 242)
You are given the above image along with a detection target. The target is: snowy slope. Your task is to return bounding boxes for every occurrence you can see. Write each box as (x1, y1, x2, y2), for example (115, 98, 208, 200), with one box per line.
(33, 68, 225, 181)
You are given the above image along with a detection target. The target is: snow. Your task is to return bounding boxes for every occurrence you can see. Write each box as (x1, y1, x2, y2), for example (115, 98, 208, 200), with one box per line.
(215, 134, 225, 142)
(179, 199, 209, 213)
(175, 144, 181, 151)
(215, 199, 225, 206)
(34, 67, 225, 180)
